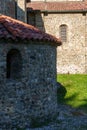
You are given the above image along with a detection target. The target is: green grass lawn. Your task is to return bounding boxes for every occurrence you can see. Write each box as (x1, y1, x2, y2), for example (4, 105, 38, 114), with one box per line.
(57, 74, 87, 113)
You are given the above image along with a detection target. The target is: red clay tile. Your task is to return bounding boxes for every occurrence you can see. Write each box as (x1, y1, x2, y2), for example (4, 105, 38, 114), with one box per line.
(0, 15, 61, 46)
(27, 1, 87, 12)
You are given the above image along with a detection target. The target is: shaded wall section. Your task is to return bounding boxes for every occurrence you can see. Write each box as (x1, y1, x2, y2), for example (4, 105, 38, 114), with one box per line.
(0, 0, 26, 23)
(0, 0, 15, 18)
(27, 10, 46, 32)
(17, 0, 27, 22)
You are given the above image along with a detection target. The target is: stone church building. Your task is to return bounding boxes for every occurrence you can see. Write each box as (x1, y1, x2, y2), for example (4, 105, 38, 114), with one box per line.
(0, 0, 87, 74)
(0, 14, 61, 128)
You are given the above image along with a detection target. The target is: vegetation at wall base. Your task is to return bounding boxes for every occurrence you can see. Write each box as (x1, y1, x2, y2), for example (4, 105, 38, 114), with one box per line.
(57, 74, 87, 113)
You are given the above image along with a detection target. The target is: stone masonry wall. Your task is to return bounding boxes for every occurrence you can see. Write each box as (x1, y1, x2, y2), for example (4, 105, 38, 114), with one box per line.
(17, 0, 27, 22)
(0, 41, 58, 128)
(38, 13, 86, 74)
(0, 0, 15, 18)
(0, 0, 26, 22)
(85, 13, 87, 73)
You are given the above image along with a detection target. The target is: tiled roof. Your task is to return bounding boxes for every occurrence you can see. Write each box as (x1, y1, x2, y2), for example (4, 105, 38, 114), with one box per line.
(27, 1, 87, 12)
(0, 15, 61, 45)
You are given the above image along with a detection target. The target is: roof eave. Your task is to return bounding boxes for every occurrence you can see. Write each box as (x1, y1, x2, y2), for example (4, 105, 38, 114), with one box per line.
(41, 9, 87, 13)
(27, 9, 87, 14)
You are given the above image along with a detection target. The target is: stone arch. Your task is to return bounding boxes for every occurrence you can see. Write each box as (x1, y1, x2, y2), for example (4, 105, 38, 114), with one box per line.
(6, 49, 22, 80)
(59, 24, 67, 42)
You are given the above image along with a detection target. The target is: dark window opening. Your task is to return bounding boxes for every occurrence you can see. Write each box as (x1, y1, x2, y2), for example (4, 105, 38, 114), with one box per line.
(7, 49, 22, 80)
(26, 0, 31, 2)
(27, 13, 36, 26)
(59, 24, 67, 42)
(15, 0, 17, 19)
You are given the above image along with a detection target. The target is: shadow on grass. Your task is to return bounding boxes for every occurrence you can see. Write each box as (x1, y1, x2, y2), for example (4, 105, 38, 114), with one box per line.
(57, 82, 67, 104)
(78, 99, 87, 113)
(57, 82, 87, 113)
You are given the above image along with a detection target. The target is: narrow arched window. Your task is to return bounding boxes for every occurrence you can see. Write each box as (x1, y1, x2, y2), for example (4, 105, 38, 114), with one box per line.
(59, 24, 67, 42)
(7, 49, 22, 80)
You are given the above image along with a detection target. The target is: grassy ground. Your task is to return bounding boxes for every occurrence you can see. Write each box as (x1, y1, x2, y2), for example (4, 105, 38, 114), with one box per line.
(57, 74, 87, 113)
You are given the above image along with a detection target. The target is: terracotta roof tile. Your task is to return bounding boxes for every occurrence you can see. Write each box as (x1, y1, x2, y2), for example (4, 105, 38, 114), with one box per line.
(27, 1, 87, 12)
(0, 15, 61, 46)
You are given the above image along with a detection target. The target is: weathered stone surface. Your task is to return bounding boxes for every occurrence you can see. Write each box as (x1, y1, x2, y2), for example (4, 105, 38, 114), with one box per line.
(35, 13, 87, 74)
(1, 0, 87, 74)
(17, 0, 27, 22)
(25, 105, 87, 130)
(0, 0, 15, 18)
(0, 41, 59, 128)
(0, 0, 26, 22)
